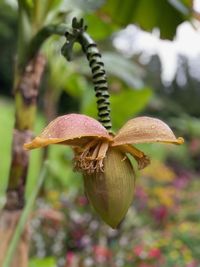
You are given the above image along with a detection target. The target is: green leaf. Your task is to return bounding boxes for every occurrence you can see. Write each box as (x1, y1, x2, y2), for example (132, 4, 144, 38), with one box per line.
(170, 116, 200, 138)
(41, 0, 63, 24)
(99, 0, 193, 39)
(103, 52, 145, 88)
(81, 87, 153, 129)
(45, 0, 63, 12)
(85, 14, 117, 40)
(29, 257, 56, 267)
(80, 83, 97, 118)
(64, 73, 87, 98)
(110, 87, 153, 128)
(18, 0, 33, 12)
(46, 145, 82, 190)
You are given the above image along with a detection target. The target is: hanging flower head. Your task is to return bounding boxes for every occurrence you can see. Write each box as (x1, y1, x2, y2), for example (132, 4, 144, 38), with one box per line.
(24, 114, 183, 228)
(24, 18, 184, 228)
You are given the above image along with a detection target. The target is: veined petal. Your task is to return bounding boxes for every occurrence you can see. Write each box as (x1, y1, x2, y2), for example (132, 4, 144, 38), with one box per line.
(113, 116, 184, 146)
(24, 114, 112, 150)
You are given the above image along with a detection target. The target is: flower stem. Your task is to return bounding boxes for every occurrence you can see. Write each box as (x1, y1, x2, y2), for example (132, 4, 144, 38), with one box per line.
(26, 24, 69, 64)
(80, 32, 112, 132)
(61, 18, 112, 133)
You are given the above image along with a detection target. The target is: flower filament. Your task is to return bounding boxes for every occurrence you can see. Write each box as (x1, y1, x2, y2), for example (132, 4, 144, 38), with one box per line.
(74, 139, 109, 174)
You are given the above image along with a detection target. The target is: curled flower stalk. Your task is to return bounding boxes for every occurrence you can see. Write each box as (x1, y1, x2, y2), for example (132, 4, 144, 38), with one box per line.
(24, 18, 184, 228)
(61, 18, 112, 132)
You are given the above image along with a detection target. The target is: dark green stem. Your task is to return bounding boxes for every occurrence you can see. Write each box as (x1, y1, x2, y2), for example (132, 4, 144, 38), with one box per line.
(61, 18, 112, 132)
(25, 24, 69, 68)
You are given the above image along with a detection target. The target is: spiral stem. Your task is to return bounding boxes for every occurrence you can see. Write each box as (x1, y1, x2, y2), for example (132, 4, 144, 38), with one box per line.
(62, 18, 112, 132)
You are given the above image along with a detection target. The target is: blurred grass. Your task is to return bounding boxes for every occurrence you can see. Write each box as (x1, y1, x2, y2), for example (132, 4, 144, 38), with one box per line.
(0, 98, 14, 207)
(29, 257, 56, 267)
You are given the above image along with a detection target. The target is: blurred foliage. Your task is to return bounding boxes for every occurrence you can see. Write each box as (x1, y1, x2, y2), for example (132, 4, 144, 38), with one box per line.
(99, 0, 193, 39)
(0, 1, 17, 95)
(82, 87, 153, 129)
(85, 13, 116, 40)
(29, 257, 56, 267)
(0, 0, 200, 266)
(145, 55, 200, 118)
(28, 155, 200, 267)
(0, 99, 14, 208)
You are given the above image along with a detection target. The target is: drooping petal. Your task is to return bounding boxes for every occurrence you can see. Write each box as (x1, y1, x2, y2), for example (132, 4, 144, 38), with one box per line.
(118, 144, 150, 170)
(24, 114, 112, 150)
(113, 116, 184, 146)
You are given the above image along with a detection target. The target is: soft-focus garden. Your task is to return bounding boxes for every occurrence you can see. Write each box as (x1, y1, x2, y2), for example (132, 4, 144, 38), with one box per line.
(1, 1, 200, 267)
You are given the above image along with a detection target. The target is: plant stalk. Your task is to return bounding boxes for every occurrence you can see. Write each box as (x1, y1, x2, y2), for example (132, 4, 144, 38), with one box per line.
(6, 23, 68, 209)
(6, 54, 46, 210)
(61, 18, 112, 132)
(1, 162, 48, 267)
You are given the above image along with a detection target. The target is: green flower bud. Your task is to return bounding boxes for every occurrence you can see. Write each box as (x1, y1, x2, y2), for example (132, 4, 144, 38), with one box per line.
(83, 147, 135, 228)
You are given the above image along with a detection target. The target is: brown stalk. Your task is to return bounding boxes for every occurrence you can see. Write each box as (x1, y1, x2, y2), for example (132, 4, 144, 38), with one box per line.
(0, 54, 46, 267)
(6, 54, 46, 210)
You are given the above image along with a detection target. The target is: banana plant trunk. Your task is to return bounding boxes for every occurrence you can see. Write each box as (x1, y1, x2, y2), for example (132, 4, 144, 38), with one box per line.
(6, 54, 46, 210)
(0, 1, 68, 265)
(0, 54, 46, 267)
